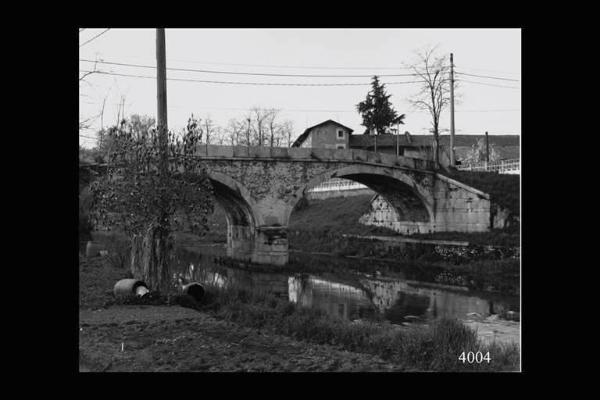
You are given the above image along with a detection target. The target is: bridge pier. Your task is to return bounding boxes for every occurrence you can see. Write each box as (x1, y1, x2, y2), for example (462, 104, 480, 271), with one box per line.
(252, 226, 289, 266)
(227, 225, 289, 266)
(226, 224, 255, 260)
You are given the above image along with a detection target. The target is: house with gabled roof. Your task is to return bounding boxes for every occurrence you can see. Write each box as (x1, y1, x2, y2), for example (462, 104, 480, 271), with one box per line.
(291, 119, 354, 150)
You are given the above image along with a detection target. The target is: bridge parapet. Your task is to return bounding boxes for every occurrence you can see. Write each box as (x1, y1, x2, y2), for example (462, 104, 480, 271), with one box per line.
(196, 145, 435, 171)
(79, 145, 436, 171)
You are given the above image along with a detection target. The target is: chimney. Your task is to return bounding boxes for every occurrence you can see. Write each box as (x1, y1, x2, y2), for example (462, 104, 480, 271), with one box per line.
(404, 131, 411, 144)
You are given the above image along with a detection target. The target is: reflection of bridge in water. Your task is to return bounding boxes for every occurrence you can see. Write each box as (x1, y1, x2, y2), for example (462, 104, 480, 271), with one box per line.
(359, 278, 513, 323)
(176, 261, 517, 324)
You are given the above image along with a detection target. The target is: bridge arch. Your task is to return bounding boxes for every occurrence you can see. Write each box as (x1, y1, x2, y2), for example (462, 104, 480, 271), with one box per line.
(288, 164, 435, 232)
(207, 172, 260, 260)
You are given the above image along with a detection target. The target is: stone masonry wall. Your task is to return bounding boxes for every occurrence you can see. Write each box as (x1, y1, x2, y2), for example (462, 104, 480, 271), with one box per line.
(192, 145, 491, 263)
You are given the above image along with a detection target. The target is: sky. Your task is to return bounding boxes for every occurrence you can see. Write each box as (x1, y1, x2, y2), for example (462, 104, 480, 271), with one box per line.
(79, 28, 521, 149)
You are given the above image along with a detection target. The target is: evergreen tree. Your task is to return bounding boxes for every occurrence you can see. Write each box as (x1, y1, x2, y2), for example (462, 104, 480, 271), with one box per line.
(356, 76, 405, 134)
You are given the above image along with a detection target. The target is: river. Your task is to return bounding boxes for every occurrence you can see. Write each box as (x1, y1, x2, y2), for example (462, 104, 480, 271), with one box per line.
(171, 243, 520, 346)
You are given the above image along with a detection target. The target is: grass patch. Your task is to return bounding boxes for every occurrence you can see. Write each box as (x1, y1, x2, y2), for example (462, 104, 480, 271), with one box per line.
(79, 254, 132, 309)
(443, 170, 520, 216)
(180, 284, 520, 371)
(409, 230, 519, 247)
(289, 195, 398, 236)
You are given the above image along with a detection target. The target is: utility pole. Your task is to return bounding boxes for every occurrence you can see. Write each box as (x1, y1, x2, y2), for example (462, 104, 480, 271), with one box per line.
(246, 117, 251, 146)
(156, 28, 168, 175)
(449, 53, 456, 167)
(485, 131, 490, 163)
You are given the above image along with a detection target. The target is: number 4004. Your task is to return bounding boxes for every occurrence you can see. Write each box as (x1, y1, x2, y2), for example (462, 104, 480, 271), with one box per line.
(458, 351, 491, 364)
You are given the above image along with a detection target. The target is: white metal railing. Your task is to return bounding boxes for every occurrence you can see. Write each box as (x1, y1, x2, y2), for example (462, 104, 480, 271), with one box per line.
(457, 159, 520, 174)
(308, 178, 368, 193)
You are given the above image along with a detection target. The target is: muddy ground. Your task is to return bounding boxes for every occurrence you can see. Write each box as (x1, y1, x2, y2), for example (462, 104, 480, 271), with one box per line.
(79, 255, 401, 372)
(79, 306, 402, 372)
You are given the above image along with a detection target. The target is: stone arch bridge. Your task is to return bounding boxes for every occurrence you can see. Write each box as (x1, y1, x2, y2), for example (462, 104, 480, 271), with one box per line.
(80, 145, 492, 265)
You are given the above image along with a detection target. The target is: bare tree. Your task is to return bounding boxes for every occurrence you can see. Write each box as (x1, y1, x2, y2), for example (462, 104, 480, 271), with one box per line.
(251, 107, 270, 146)
(243, 114, 253, 146)
(265, 108, 280, 147)
(407, 46, 452, 169)
(79, 59, 102, 133)
(278, 120, 295, 147)
(213, 109, 295, 147)
(79, 115, 100, 131)
(79, 60, 99, 83)
(202, 116, 215, 144)
(225, 118, 245, 146)
(100, 96, 107, 131)
(115, 96, 127, 126)
(211, 126, 226, 145)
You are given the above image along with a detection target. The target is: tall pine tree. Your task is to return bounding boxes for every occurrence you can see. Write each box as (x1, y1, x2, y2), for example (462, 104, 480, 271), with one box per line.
(357, 76, 405, 134)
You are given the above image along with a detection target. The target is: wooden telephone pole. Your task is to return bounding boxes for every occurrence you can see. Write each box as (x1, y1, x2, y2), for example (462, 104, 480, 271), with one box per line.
(156, 28, 168, 174)
(485, 131, 490, 163)
(449, 53, 456, 167)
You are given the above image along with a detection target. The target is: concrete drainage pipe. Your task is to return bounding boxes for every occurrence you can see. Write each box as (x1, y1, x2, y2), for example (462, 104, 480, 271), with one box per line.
(181, 282, 204, 302)
(114, 279, 150, 298)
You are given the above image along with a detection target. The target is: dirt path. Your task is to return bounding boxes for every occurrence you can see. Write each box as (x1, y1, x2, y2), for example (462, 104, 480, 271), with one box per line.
(79, 305, 401, 372)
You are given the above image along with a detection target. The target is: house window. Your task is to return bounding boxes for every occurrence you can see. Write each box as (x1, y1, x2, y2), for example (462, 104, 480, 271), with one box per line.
(337, 129, 344, 139)
(336, 144, 346, 150)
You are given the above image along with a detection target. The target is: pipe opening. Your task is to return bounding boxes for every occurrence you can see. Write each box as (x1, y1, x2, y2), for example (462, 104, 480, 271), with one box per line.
(183, 283, 205, 301)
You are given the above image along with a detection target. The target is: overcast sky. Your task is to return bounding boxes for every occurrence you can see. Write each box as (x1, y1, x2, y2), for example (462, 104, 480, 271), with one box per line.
(79, 28, 521, 148)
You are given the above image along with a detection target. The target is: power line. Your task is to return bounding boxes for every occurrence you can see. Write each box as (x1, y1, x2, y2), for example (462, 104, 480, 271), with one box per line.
(90, 55, 521, 78)
(455, 66, 520, 76)
(80, 100, 520, 114)
(80, 59, 519, 82)
(80, 59, 421, 78)
(79, 134, 98, 140)
(80, 29, 110, 48)
(456, 79, 520, 89)
(101, 55, 417, 71)
(455, 71, 519, 82)
(78, 69, 425, 86)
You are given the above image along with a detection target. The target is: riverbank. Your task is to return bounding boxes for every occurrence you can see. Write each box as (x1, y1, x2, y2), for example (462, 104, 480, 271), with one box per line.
(79, 306, 399, 372)
(90, 230, 520, 297)
(79, 256, 394, 372)
(288, 194, 519, 247)
(79, 255, 519, 372)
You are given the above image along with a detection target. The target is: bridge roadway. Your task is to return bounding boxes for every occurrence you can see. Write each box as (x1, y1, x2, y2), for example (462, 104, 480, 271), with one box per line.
(80, 145, 492, 265)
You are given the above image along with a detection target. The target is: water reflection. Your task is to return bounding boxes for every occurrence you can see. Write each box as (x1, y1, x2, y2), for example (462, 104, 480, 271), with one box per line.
(288, 275, 376, 320)
(360, 278, 515, 323)
(172, 245, 518, 326)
